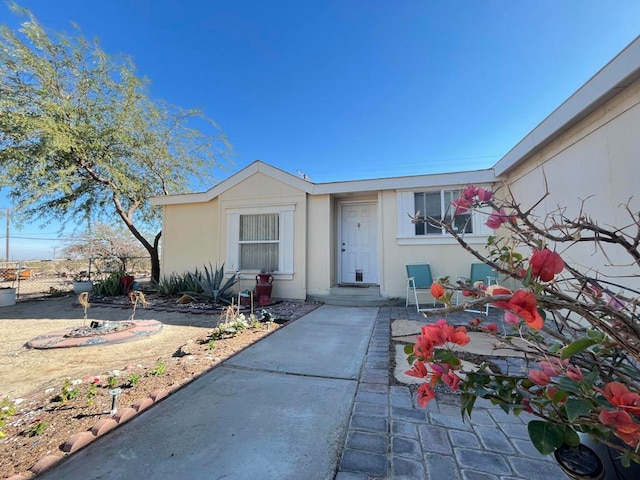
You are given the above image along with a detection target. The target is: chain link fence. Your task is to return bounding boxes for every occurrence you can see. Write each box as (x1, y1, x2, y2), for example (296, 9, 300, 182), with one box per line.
(0, 257, 152, 300)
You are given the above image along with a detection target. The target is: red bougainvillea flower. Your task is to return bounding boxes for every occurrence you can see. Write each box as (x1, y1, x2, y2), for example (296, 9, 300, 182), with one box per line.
(416, 383, 436, 408)
(413, 335, 435, 359)
(528, 370, 551, 386)
(405, 361, 428, 379)
(603, 382, 640, 414)
(485, 285, 512, 296)
(538, 359, 565, 377)
(442, 371, 461, 391)
(430, 283, 445, 299)
(482, 323, 498, 334)
(493, 290, 544, 330)
(599, 409, 640, 447)
(529, 248, 564, 282)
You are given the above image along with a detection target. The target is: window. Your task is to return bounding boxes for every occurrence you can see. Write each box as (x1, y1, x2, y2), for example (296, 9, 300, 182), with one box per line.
(226, 205, 295, 275)
(413, 190, 473, 235)
(239, 214, 279, 271)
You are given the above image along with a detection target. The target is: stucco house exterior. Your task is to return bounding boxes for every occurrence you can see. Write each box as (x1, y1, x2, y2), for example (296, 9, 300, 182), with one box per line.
(151, 35, 640, 302)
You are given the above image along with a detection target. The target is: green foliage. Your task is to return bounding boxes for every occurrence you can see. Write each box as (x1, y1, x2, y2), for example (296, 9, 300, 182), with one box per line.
(58, 379, 79, 404)
(155, 271, 203, 296)
(0, 396, 17, 438)
(207, 339, 216, 350)
(48, 286, 72, 297)
(126, 374, 141, 388)
(107, 376, 119, 389)
(86, 381, 98, 407)
(25, 420, 48, 437)
(190, 263, 239, 304)
(93, 272, 125, 296)
(149, 358, 166, 376)
(0, 4, 231, 282)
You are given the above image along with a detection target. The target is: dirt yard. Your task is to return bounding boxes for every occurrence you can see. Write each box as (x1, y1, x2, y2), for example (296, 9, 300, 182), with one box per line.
(0, 295, 320, 478)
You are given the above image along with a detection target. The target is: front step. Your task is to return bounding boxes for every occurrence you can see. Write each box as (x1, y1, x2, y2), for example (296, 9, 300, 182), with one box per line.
(307, 284, 403, 307)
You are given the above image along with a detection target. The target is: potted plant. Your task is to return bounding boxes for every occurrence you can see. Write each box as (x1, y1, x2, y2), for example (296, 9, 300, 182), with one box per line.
(72, 271, 93, 294)
(0, 286, 16, 307)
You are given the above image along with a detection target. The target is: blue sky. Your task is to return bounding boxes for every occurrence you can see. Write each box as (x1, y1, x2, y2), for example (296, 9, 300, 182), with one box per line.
(1, 0, 639, 259)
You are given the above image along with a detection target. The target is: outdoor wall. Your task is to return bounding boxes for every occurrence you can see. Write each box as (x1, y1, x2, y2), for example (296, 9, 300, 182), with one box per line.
(161, 200, 220, 276)
(306, 194, 332, 295)
(504, 76, 640, 289)
(218, 171, 308, 299)
(378, 190, 492, 300)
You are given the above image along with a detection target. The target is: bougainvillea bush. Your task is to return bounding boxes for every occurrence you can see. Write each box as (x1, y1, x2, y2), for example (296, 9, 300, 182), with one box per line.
(406, 184, 640, 466)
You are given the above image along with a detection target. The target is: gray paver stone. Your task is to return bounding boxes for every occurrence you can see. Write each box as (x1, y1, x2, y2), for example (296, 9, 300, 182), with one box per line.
(391, 456, 426, 479)
(391, 420, 418, 440)
(455, 448, 512, 475)
(356, 391, 388, 405)
(461, 469, 499, 480)
(390, 394, 413, 408)
(474, 425, 516, 453)
(512, 438, 549, 459)
(468, 409, 497, 427)
(424, 453, 461, 480)
(418, 424, 453, 454)
(358, 383, 388, 394)
(350, 414, 388, 433)
(353, 401, 388, 417)
(449, 430, 481, 448)
(508, 456, 566, 480)
(335, 472, 369, 480)
(346, 431, 388, 454)
(429, 412, 473, 431)
(340, 449, 388, 476)
(392, 436, 422, 460)
(391, 406, 427, 423)
(498, 420, 531, 440)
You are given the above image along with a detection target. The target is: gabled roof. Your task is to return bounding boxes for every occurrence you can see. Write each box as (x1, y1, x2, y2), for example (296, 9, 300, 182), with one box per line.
(150, 160, 496, 206)
(493, 34, 640, 177)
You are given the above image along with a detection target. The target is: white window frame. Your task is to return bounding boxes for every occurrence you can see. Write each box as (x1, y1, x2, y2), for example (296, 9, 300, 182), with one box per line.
(226, 204, 295, 278)
(397, 190, 491, 245)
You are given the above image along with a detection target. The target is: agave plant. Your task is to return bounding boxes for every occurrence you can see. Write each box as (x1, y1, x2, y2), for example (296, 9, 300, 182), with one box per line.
(191, 263, 239, 305)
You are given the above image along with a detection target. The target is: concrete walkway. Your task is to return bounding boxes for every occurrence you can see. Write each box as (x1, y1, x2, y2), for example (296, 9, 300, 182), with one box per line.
(40, 305, 567, 479)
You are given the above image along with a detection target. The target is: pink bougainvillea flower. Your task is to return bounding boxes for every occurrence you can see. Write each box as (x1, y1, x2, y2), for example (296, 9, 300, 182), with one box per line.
(405, 361, 429, 378)
(413, 335, 435, 359)
(538, 360, 563, 377)
(451, 326, 471, 346)
(452, 196, 472, 215)
(482, 323, 498, 334)
(442, 371, 461, 391)
(605, 293, 626, 310)
(603, 382, 640, 413)
(504, 311, 520, 325)
(476, 187, 493, 202)
(529, 248, 564, 282)
(416, 383, 436, 408)
(528, 370, 551, 386)
(566, 365, 584, 382)
(463, 185, 477, 200)
(486, 207, 510, 230)
(493, 290, 544, 330)
(430, 283, 445, 300)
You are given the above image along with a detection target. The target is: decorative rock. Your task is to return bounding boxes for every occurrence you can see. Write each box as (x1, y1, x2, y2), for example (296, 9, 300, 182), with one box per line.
(29, 455, 64, 475)
(177, 294, 194, 304)
(61, 431, 96, 453)
(150, 389, 169, 402)
(90, 418, 118, 437)
(132, 397, 154, 412)
(6, 474, 30, 480)
(113, 407, 137, 424)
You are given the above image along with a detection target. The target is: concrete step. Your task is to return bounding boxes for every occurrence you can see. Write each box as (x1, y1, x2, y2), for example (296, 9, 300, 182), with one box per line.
(329, 285, 381, 297)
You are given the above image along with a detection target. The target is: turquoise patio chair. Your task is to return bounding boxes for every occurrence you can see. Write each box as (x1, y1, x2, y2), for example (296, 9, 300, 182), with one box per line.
(406, 262, 436, 312)
(457, 262, 499, 315)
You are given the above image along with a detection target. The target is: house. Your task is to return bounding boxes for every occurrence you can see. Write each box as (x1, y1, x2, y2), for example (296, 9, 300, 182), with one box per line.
(151, 35, 640, 301)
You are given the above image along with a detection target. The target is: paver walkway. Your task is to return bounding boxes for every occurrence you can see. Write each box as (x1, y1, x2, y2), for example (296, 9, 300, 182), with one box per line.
(336, 306, 567, 479)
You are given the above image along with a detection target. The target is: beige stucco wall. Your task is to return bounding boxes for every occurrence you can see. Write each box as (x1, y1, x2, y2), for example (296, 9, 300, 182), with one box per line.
(503, 76, 640, 289)
(161, 171, 309, 299)
(161, 200, 220, 275)
(306, 194, 332, 295)
(378, 190, 493, 300)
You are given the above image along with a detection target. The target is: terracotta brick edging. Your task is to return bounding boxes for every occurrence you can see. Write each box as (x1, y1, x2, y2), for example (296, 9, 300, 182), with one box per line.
(23, 387, 171, 477)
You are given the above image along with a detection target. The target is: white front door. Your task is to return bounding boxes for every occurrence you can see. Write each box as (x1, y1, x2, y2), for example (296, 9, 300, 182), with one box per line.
(340, 203, 378, 284)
